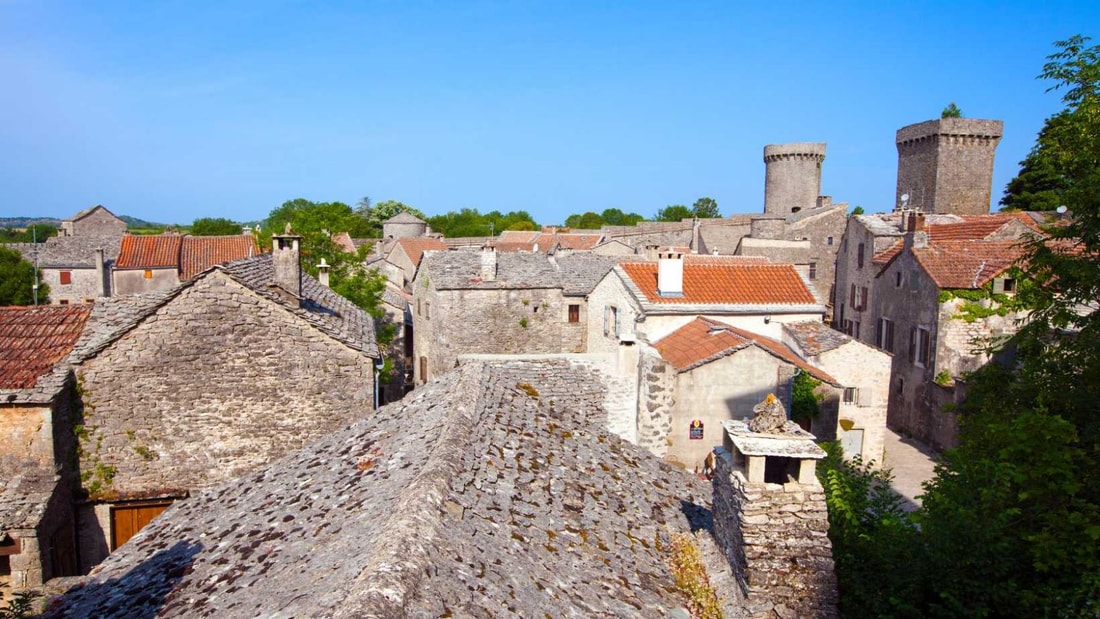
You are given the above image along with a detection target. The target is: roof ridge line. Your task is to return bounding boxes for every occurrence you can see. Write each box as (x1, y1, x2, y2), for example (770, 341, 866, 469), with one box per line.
(337, 363, 486, 616)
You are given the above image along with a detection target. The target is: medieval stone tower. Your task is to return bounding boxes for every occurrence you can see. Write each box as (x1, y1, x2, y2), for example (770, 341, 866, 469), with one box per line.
(894, 117, 1003, 215)
(763, 142, 826, 216)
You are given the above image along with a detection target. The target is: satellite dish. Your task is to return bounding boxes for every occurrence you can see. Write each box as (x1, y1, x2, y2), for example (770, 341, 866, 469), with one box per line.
(1056, 205, 1068, 214)
(901, 193, 910, 202)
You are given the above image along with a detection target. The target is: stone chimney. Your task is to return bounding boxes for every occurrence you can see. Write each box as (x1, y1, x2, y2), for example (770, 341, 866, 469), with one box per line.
(906, 212, 928, 249)
(711, 402, 838, 617)
(480, 246, 497, 282)
(316, 258, 330, 288)
(94, 248, 108, 298)
(272, 224, 302, 305)
(657, 250, 684, 298)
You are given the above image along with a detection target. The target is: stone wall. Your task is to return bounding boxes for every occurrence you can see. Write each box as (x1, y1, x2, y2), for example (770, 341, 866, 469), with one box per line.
(0, 404, 55, 476)
(74, 271, 376, 499)
(64, 209, 127, 238)
(112, 268, 179, 296)
(413, 285, 586, 381)
(42, 267, 106, 305)
(636, 347, 675, 457)
(895, 118, 1003, 215)
(763, 143, 826, 216)
(712, 447, 838, 618)
(815, 341, 891, 464)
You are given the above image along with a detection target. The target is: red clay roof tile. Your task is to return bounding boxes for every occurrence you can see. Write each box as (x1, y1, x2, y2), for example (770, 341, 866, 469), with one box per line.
(620, 261, 817, 305)
(115, 234, 183, 269)
(392, 238, 448, 266)
(180, 235, 261, 280)
(912, 240, 1026, 289)
(655, 317, 835, 382)
(0, 305, 91, 389)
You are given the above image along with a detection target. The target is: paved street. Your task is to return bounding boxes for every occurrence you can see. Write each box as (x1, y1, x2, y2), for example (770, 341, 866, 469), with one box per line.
(882, 428, 939, 511)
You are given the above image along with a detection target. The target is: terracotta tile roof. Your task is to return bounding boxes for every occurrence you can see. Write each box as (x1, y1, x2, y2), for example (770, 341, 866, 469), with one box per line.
(180, 235, 260, 280)
(115, 234, 183, 269)
(620, 261, 817, 305)
(655, 317, 835, 383)
(912, 240, 1026, 289)
(498, 231, 539, 243)
(926, 213, 1041, 242)
(0, 305, 91, 389)
(872, 241, 903, 265)
(390, 237, 447, 267)
(331, 232, 357, 253)
(493, 241, 540, 253)
(554, 233, 603, 250)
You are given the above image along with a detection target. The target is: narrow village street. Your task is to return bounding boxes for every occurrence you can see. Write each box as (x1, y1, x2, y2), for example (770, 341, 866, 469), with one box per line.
(883, 428, 939, 511)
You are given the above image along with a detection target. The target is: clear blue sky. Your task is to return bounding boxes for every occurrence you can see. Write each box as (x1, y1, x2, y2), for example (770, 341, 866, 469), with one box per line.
(1, 1, 1097, 226)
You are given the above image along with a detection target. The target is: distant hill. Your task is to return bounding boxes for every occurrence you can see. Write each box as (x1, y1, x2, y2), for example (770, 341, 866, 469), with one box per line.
(0, 215, 173, 230)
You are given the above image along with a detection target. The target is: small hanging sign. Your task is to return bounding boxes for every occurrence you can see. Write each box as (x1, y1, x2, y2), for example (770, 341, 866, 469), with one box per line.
(689, 419, 704, 440)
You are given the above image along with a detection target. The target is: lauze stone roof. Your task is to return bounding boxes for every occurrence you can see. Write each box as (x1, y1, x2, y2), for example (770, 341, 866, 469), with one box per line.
(422, 251, 620, 295)
(47, 360, 715, 618)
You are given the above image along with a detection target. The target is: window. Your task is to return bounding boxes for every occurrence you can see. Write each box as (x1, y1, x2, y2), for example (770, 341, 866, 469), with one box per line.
(143, 269, 153, 279)
(59, 270, 72, 285)
(605, 305, 620, 337)
(895, 271, 903, 288)
(910, 326, 931, 366)
(424, 302, 430, 320)
(993, 277, 1017, 294)
(59, 299, 70, 305)
(876, 318, 895, 352)
(843, 387, 858, 404)
(827, 236, 834, 246)
(857, 243, 865, 269)
(568, 304, 580, 323)
(808, 262, 817, 280)
(417, 299, 421, 316)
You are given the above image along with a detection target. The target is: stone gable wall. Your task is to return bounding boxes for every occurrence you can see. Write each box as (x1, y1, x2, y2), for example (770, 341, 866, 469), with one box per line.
(636, 348, 675, 457)
(65, 209, 127, 238)
(112, 268, 179, 296)
(74, 271, 375, 499)
(712, 449, 837, 618)
(413, 284, 586, 381)
(815, 342, 890, 463)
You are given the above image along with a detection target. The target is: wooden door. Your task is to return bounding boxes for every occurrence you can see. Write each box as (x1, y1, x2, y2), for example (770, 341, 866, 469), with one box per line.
(111, 503, 171, 549)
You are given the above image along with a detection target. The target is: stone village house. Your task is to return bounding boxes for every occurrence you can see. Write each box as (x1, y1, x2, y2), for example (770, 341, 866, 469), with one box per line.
(111, 233, 260, 295)
(62, 231, 380, 572)
(0, 305, 92, 593)
(411, 249, 620, 383)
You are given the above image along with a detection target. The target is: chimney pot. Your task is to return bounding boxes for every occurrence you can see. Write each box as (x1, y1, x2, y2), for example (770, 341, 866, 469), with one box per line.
(657, 250, 684, 298)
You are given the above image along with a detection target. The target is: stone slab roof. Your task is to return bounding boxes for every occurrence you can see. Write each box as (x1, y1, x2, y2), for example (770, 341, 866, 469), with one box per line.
(723, 419, 826, 459)
(46, 360, 719, 618)
(912, 240, 1025, 289)
(655, 317, 836, 384)
(782, 320, 851, 356)
(72, 254, 379, 360)
(66, 204, 118, 223)
(180, 235, 260, 280)
(384, 211, 426, 224)
(5, 235, 122, 268)
(619, 260, 818, 306)
(0, 304, 91, 390)
(0, 469, 59, 530)
(421, 251, 619, 295)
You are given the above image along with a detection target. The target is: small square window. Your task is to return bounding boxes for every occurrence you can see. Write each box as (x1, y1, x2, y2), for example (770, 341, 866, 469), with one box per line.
(59, 270, 72, 285)
(808, 263, 817, 280)
(568, 304, 580, 323)
(843, 387, 857, 404)
(143, 269, 153, 279)
(827, 236, 834, 246)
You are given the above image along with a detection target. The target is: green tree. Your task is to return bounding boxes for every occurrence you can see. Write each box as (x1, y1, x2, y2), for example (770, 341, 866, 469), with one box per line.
(190, 217, 242, 235)
(691, 197, 721, 218)
(850, 206, 865, 216)
(941, 102, 963, 118)
(564, 211, 606, 229)
(1000, 112, 1073, 211)
(789, 372, 822, 424)
(654, 204, 693, 222)
(363, 199, 427, 234)
(600, 208, 645, 226)
(914, 35, 1100, 617)
(0, 246, 49, 305)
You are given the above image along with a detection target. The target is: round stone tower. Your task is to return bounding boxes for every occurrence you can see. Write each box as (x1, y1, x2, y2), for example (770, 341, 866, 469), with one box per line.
(763, 143, 827, 216)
